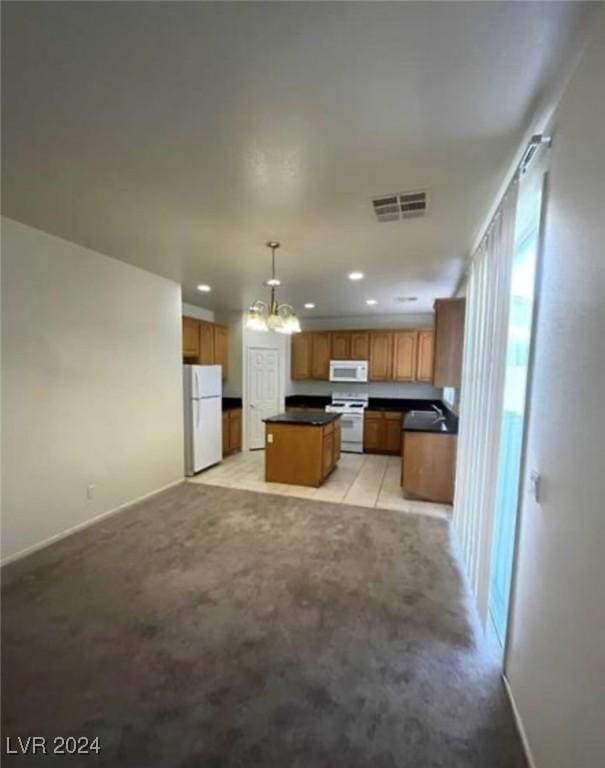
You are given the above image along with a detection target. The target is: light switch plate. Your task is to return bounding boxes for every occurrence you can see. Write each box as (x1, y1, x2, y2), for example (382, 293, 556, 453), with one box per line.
(267, 433, 274, 444)
(529, 471, 541, 503)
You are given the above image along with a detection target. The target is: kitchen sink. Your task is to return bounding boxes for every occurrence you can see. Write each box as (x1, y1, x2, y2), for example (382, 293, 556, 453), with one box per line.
(407, 410, 440, 420)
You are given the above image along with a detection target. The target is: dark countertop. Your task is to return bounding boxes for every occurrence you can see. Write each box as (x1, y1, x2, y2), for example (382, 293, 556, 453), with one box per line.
(285, 394, 445, 414)
(367, 397, 444, 413)
(284, 394, 458, 434)
(222, 397, 242, 411)
(264, 411, 341, 427)
(285, 395, 332, 408)
(403, 409, 458, 435)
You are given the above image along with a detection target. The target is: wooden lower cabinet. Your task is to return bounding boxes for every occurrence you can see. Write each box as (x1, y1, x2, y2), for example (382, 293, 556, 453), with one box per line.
(265, 417, 340, 487)
(385, 413, 403, 453)
(401, 432, 456, 503)
(334, 418, 341, 462)
(363, 410, 402, 454)
(322, 428, 334, 478)
(222, 408, 242, 457)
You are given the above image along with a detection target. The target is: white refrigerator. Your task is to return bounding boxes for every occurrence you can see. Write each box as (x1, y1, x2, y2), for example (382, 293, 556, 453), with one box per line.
(183, 365, 222, 476)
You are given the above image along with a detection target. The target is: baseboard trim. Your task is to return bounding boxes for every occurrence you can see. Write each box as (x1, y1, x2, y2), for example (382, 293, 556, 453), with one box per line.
(1, 479, 185, 567)
(502, 673, 538, 768)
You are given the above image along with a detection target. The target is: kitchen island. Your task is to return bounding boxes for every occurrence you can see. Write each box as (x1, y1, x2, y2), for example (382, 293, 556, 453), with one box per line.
(264, 411, 341, 487)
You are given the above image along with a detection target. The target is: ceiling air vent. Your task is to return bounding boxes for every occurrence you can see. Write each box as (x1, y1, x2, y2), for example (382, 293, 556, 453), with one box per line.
(372, 189, 429, 223)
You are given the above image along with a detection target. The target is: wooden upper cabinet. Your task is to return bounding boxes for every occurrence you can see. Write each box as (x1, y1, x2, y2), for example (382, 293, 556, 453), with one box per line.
(213, 325, 229, 379)
(331, 331, 351, 360)
(350, 331, 369, 360)
(291, 332, 312, 380)
(198, 321, 215, 364)
(182, 317, 200, 358)
(311, 332, 331, 379)
(369, 331, 393, 381)
(416, 330, 434, 382)
(433, 298, 466, 388)
(392, 331, 418, 381)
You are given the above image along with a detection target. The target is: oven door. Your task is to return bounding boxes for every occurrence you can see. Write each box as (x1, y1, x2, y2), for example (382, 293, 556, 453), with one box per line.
(339, 413, 363, 445)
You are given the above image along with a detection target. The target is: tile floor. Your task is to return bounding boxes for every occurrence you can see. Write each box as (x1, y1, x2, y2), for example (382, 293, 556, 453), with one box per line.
(188, 450, 452, 520)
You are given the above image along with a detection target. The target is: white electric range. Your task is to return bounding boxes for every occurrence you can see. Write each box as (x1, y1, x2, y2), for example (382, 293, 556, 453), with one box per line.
(325, 392, 369, 453)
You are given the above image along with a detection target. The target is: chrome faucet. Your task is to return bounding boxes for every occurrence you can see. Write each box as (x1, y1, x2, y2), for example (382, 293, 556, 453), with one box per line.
(431, 404, 446, 422)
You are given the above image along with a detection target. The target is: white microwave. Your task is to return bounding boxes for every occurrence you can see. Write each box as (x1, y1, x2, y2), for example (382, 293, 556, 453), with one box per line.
(329, 360, 368, 383)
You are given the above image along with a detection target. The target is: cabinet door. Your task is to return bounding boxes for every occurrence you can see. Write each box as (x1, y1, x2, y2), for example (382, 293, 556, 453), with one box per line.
(363, 413, 383, 453)
(334, 419, 341, 462)
(403, 433, 457, 503)
(228, 410, 241, 452)
(369, 332, 393, 381)
(291, 332, 311, 380)
(213, 325, 229, 379)
(350, 331, 369, 360)
(331, 331, 351, 360)
(416, 330, 434, 382)
(433, 299, 466, 387)
(182, 317, 200, 358)
(198, 321, 215, 364)
(222, 412, 229, 457)
(311, 332, 331, 380)
(384, 413, 402, 454)
(393, 331, 418, 381)
(322, 430, 334, 477)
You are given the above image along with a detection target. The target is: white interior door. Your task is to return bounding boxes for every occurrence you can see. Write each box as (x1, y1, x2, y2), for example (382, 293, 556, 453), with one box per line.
(247, 347, 280, 450)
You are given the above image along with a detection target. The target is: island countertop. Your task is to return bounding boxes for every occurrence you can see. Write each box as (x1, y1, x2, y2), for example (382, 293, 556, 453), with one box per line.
(264, 411, 341, 427)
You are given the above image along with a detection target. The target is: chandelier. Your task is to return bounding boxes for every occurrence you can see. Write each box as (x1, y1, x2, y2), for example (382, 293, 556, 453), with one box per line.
(245, 241, 301, 334)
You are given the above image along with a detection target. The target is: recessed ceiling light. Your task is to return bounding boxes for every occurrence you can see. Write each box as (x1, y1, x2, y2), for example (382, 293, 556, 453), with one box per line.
(395, 296, 418, 303)
(348, 271, 364, 281)
(366, 299, 378, 306)
(304, 302, 316, 309)
(197, 284, 212, 293)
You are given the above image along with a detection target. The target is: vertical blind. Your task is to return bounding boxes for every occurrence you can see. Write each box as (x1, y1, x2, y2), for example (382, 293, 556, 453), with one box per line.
(453, 180, 519, 626)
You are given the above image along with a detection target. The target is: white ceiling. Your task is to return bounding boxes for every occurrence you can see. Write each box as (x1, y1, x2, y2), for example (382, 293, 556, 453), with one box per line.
(1, 2, 598, 316)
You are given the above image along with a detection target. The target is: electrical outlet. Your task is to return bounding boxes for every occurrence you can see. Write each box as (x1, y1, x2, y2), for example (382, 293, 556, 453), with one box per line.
(529, 471, 541, 503)
(87, 484, 96, 500)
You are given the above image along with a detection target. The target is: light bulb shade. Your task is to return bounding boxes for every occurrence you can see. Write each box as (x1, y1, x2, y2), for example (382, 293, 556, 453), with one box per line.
(266, 311, 285, 331)
(246, 304, 269, 332)
(287, 314, 302, 334)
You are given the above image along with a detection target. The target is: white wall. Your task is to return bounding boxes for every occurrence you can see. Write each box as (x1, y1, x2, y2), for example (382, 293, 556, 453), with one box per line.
(505, 16, 605, 768)
(288, 313, 441, 399)
(215, 310, 244, 398)
(1, 218, 184, 562)
(182, 302, 215, 323)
